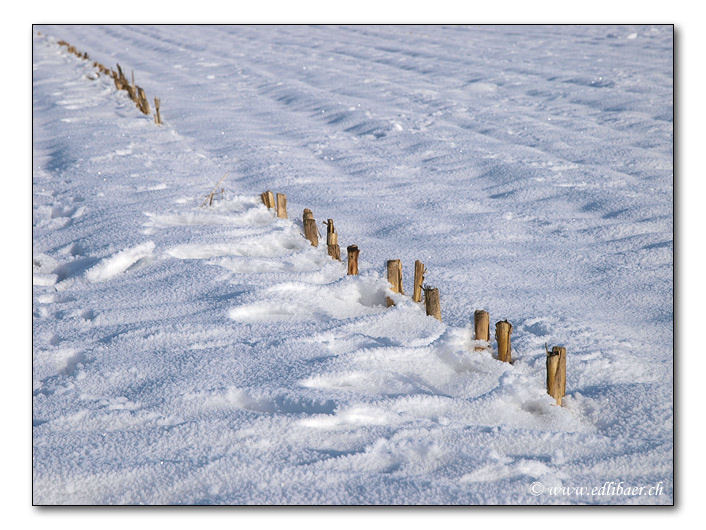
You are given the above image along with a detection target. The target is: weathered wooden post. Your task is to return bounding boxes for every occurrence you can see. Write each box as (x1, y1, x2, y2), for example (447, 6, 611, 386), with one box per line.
(326, 219, 340, 261)
(114, 64, 127, 90)
(386, 259, 404, 307)
(347, 245, 359, 275)
(424, 286, 441, 321)
(474, 310, 490, 351)
(136, 87, 150, 115)
(303, 209, 319, 246)
(154, 97, 162, 125)
(126, 70, 137, 101)
(261, 191, 275, 208)
(546, 345, 566, 405)
(413, 260, 426, 303)
(276, 193, 288, 219)
(495, 320, 512, 363)
(126, 72, 136, 101)
(327, 232, 341, 260)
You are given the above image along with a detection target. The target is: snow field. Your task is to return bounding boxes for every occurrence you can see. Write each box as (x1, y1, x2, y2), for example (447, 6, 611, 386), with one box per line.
(32, 26, 672, 505)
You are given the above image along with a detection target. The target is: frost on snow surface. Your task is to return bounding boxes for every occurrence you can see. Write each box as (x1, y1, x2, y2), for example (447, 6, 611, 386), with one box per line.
(32, 25, 673, 505)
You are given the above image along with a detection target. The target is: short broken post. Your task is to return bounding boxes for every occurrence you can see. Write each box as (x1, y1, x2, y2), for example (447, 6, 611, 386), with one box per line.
(326, 219, 340, 261)
(154, 97, 162, 125)
(114, 64, 127, 90)
(424, 285, 441, 321)
(386, 259, 404, 307)
(546, 345, 566, 405)
(474, 310, 490, 351)
(347, 245, 359, 275)
(126, 70, 136, 101)
(495, 320, 513, 363)
(136, 86, 150, 115)
(276, 193, 288, 219)
(413, 260, 426, 303)
(303, 209, 319, 247)
(261, 191, 275, 209)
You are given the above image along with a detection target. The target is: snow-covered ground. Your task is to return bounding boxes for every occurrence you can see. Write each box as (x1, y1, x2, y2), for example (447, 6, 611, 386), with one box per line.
(32, 24, 672, 505)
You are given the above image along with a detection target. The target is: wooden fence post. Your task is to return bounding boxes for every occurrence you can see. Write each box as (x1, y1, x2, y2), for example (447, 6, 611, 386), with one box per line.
(424, 286, 441, 321)
(303, 209, 319, 246)
(276, 193, 288, 219)
(495, 320, 512, 363)
(386, 259, 404, 307)
(327, 232, 341, 260)
(546, 345, 566, 405)
(474, 310, 490, 351)
(261, 191, 275, 208)
(114, 64, 127, 90)
(413, 260, 426, 303)
(347, 245, 359, 275)
(126, 70, 136, 101)
(154, 97, 162, 125)
(136, 86, 150, 115)
(326, 219, 340, 261)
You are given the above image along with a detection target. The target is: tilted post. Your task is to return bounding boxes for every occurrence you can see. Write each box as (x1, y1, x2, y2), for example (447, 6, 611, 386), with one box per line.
(413, 260, 426, 303)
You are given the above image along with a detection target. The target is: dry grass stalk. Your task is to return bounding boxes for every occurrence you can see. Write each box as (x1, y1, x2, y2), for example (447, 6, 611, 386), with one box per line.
(347, 245, 359, 275)
(495, 320, 513, 363)
(200, 172, 229, 208)
(386, 259, 404, 307)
